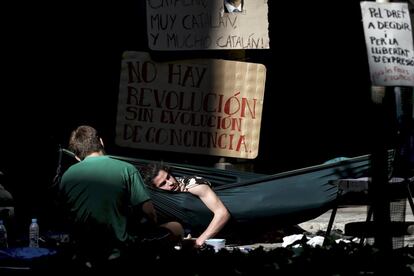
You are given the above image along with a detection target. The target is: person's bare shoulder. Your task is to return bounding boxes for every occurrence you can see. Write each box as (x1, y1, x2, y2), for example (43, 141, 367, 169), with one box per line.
(186, 181, 211, 196)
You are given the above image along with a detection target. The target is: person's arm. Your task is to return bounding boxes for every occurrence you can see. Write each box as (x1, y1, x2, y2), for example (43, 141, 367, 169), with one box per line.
(189, 185, 230, 247)
(141, 200, 158, 225)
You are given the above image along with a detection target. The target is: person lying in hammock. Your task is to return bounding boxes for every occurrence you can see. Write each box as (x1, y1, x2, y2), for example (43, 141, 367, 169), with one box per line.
(140, 163, 230, 248)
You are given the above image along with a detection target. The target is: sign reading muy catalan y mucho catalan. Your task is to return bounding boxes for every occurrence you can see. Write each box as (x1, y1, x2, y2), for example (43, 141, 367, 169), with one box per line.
(116, 51, 266, 159)
(146, 0, 269, 50)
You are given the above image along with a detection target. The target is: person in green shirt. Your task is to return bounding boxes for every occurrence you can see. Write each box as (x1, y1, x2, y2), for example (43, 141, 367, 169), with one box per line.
(59, 125, 183, 262)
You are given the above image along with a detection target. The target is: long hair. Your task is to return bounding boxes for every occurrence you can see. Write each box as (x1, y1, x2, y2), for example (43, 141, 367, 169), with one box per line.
(68, 125, 105, 160)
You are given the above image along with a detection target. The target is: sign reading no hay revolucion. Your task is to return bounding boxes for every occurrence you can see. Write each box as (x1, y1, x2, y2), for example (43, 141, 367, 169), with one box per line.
(116, 51, 266, 159)
(146, 0, 270, 50)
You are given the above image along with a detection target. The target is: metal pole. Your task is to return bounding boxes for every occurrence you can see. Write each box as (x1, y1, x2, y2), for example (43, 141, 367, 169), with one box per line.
(370, 0, 393, 255)
(370, 0, 406, 264)
(370, 85, 392, 252)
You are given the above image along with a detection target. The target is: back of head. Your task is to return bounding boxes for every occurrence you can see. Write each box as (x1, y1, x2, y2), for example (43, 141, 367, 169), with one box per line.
(69, 125, 104, 160)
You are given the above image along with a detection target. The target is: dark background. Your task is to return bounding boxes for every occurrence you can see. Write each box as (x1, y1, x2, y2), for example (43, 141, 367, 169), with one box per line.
(0, 1, 404, 234)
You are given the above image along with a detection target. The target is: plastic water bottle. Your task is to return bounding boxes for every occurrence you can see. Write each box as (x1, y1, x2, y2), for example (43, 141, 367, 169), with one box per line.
(0, 220, 8, 248)
(29, 218, 39, 248)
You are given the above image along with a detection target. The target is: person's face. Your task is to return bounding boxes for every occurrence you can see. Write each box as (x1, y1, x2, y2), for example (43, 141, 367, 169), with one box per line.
(153, 169, 179, 191)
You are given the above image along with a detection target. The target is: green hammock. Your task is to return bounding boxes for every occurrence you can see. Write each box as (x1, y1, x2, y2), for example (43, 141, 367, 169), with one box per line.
(110, 153, 373, 234)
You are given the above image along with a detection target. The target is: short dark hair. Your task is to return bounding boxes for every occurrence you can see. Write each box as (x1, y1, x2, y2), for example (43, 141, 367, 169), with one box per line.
(140, 162, 170, 187)
(68, 125, 104, 160)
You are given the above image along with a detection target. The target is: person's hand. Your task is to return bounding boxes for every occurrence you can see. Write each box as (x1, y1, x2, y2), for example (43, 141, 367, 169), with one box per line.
(195, 237, 206, 248)
(184, 234, 206, 249)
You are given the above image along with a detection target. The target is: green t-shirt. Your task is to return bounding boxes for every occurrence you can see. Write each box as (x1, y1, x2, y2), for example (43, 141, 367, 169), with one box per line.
(60, 155, 150, 245)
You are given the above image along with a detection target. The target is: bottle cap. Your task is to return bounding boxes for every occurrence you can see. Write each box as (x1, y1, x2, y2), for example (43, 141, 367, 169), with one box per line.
(32, 218, 37, 223)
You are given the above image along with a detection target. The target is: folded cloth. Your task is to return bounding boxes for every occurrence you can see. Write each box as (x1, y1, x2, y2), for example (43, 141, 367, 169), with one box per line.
(0, 247, 57, 260)
(282, 234, 305, 247)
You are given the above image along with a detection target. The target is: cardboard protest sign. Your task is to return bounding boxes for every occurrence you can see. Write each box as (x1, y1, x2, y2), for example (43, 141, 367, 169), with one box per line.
(361, 2, 414, 86)
(116, 51, 266, 159)
(146, 0, 269, 50)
